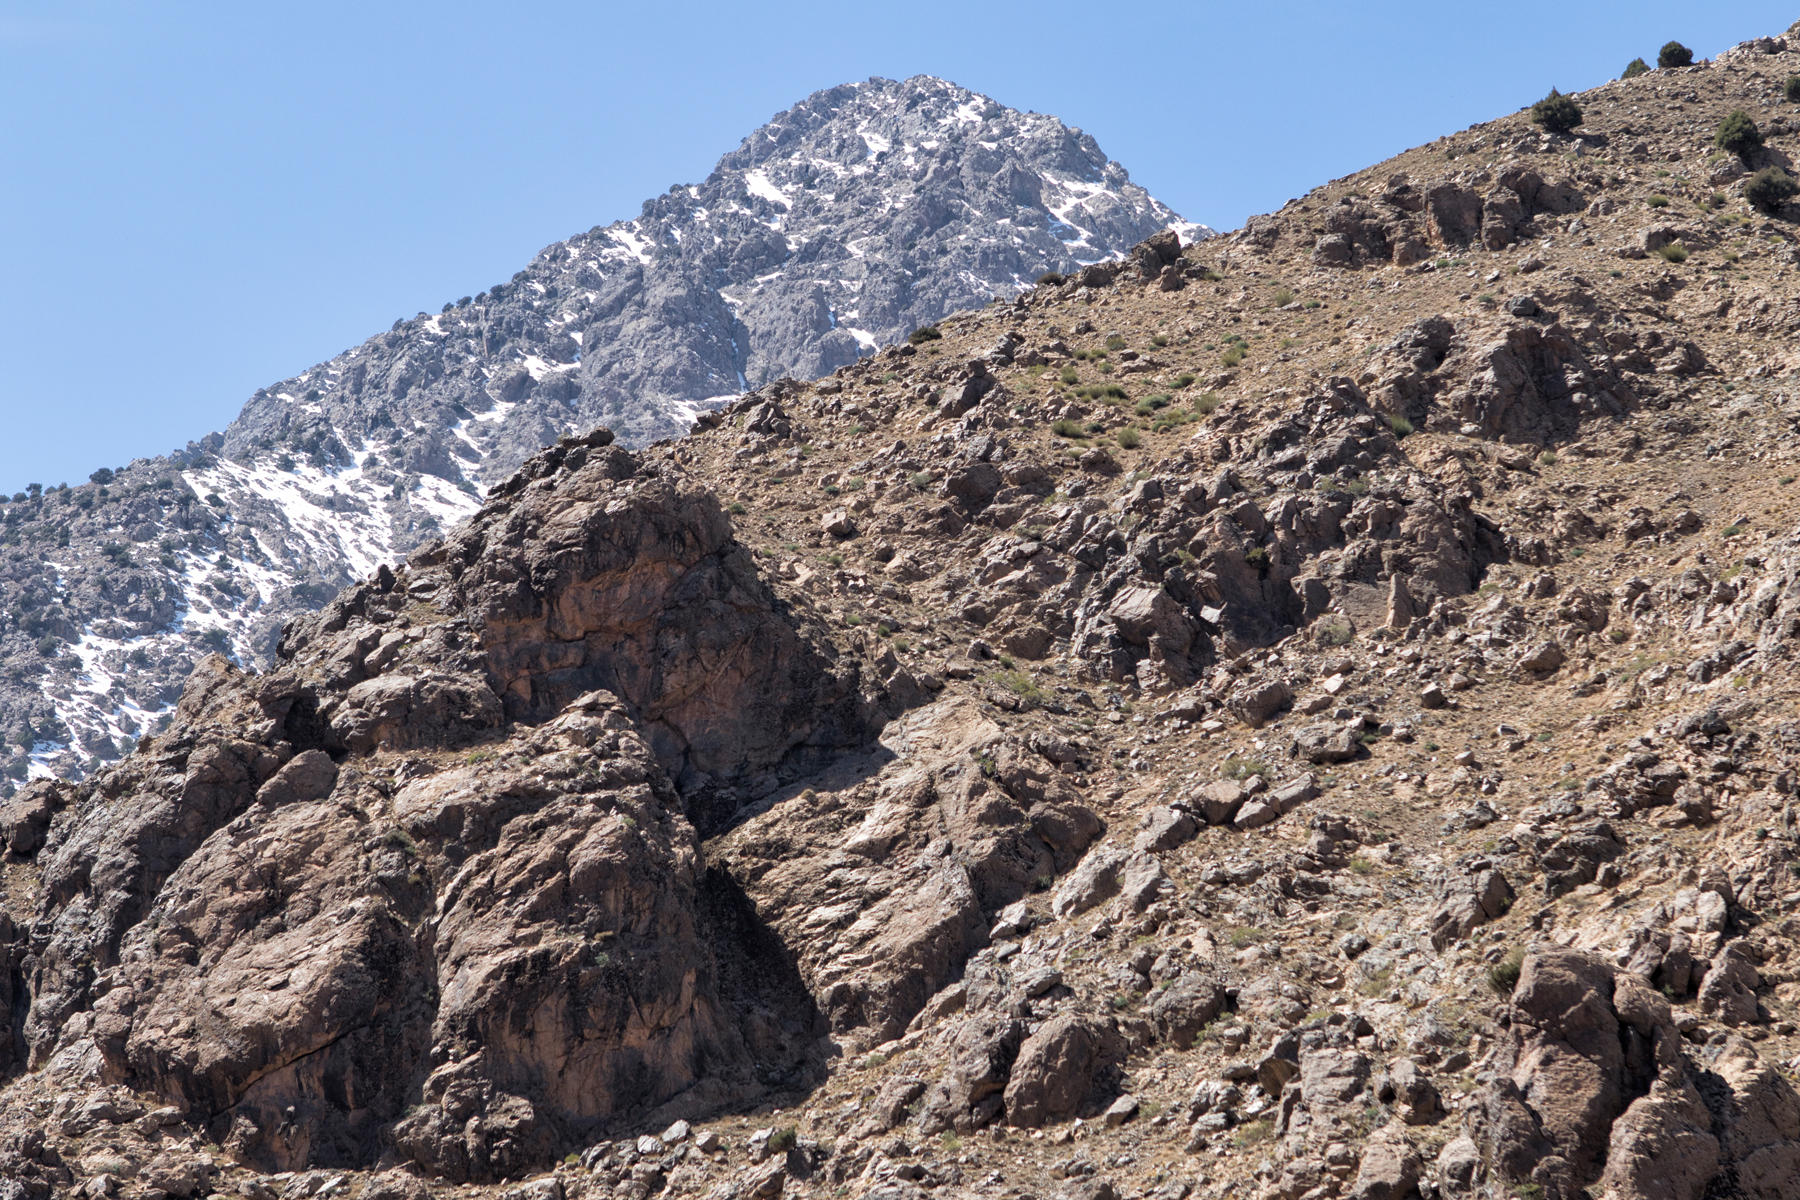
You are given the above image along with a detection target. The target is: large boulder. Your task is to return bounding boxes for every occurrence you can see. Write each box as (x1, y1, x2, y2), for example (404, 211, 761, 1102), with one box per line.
(1003, 1014, 1126, 1127)
(917, 1015, 1025, 1134)
(1107, 586, 1196, 657)
(1150, 975, 1227, 1048)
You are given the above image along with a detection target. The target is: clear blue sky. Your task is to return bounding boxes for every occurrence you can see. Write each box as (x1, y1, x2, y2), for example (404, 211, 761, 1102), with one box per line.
(1, 1, 1791, 492)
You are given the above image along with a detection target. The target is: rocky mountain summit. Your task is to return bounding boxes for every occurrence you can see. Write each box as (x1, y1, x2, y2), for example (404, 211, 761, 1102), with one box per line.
(13, 22, 1800, 1200)
(0, 74, 1196, 787)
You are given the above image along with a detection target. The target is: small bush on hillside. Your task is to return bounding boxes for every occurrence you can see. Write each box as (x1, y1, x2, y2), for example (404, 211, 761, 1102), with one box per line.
(1115, 427, 1140, 449)
(906, 324, 942, 345)
(1746, 166, 1799, 213)
(1622, 57, 1650, 79)
(1318, 618, 1355, 647)
(1658, 41, 1694, 69)
(1488, 948, 1526, 994)
(995, 670, 1049, 707)
(1051, 418, 1085, 438)
(1222, 756, 1271, 781)
(1716, 110, 1763, 159)
(1655, 243, 1688, 263)
(1531, 89, 1583, 135)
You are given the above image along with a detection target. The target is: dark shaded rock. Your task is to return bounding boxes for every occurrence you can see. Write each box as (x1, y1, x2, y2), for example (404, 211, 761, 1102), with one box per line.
(1003, 1014, 1125, 1127)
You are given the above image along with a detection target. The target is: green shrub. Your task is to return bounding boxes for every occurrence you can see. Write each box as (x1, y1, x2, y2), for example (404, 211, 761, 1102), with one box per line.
(1104, 334, 1127, 351)
(1222, 757, 1270, 783)
(1488, 948, 1526, 994)
(1746, 166, 1798, 213)
(1715, 110, 1763, 159)
(1051, 418, 1085, 438)
(1318, 618, 1355, 647)
(1272, 286, 1295, 306)
(1151, 333, 1169, 347)
(995, 670, 1050, 707)
(1787, 75, 1800, 103)
(1115, 427, 1141, 449)
(1530, 89, 1583, 135)
(907, 324, 942, 345)
(1388, 415, 1414, 437)
(1622, 57, 1650, 79)
(1193, 391, 1221, 413)
(1655, 243, 1688, 263)
(1646, 194, 1670, 208)
(1231, 1117, 1275, 1148)
(1658, 41, 1693, 69)
(1221, 346, 1245, 368)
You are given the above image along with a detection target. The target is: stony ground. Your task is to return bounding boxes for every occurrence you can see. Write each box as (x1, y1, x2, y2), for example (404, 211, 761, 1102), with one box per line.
(7, 26, 1800, 1200)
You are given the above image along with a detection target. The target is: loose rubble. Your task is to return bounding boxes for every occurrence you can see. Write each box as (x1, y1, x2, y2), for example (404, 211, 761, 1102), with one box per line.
(10, 25, 1800, 1200)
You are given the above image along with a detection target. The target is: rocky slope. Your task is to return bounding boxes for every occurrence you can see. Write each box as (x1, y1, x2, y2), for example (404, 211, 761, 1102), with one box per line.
(13, 24, 1800, 1200)
(0, 74, 1198, 787)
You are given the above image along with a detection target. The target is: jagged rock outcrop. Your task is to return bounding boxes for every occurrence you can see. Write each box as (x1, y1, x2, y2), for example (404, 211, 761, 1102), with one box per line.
(1468, 949, 1800, 1200)
(0, 433, 889, 1184)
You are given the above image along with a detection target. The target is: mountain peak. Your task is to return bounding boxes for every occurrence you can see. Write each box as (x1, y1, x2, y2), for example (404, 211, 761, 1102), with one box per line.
(0, 78, 1202, 784)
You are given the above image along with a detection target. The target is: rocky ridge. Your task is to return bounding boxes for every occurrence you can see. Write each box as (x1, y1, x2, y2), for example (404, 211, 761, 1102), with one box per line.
(0, 74, 1197, 786)
(10, 24, 1800, 1200)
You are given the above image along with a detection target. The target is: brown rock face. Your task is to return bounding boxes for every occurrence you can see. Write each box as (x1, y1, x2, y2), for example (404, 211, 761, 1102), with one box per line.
(27, 40, 1800, 1199)
(714, 702, 1101, 1044)
(1, 436, 886, 1181)
(1002, 1013, 1125, 1127)
(1476, 950, 1800, 1200)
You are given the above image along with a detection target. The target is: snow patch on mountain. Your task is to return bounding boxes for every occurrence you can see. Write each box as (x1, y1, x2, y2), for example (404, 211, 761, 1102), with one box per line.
(0, 72, 1210, 787)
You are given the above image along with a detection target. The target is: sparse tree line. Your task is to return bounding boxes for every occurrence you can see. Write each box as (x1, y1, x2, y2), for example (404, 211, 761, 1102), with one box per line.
(1528, 38, 1800, 215)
